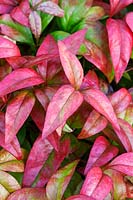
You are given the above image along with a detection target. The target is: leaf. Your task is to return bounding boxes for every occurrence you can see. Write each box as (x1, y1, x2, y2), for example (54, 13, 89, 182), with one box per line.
(78, 110, 108, 139)
(81, 70, 100, 90)
(0, 170, 21, 193)
(42, 85, 83, 139)
(80, 167, 112, 200)
(86, 6, 105, 21)
(0, 14, 34, 45)
(37, 1, 64, 17)
(0, 149, 24, 172)
(62, 29, 87, 55)
(108, 152, 133, 176)
(84, 136, 118, 175)
(0, 68, 44, 97)
(109, 88, 132, 114)
(58, 41, 84, 89)
(118, 103, 133, 126)
(32, 138, 70, 187)
(23, 135, 53, 187)
(0, 183, 9, 200)
(106, 18, 133, 83)
(46, 160, 79, 200)
(82, 88, 120, 131)
(0, 36, 20, 58)
(110, 0, 133, 16)
(125, 12, 133, 32)
(66, 195, 96, 200)
(29, 11, 42, 39)
(5, 90, 35, 143)
(7, 188, 47, 200)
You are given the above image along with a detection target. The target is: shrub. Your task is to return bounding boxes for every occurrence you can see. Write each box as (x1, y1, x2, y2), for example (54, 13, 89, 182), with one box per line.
(0, 0, 133, 199)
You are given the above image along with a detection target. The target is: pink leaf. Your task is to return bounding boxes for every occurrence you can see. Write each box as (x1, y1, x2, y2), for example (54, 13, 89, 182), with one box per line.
(106, 18, 133, 82)
(110, 0, 133, 16)
(32, 138, 70, 187)
(81, 70, 100, 90)
(58, 41, 84, 89)
(109, 88, 132, 114)
(42, 85, 83, 139)
(0, 68, 44, 97)
(78, 110, 108, 139)
(84, 136, 118, 174)
(7, 188, 47, 200)
(66, 195, 96, 200)
(63, 29, 87, 55)
(46, 160, 79, 200)
(37, 1, 64, 17)
(80, 167, 112, 200)
(5, 90, 35, 143)
(29, 11, 42, 39)
(23, 135, 53, 187)
(108, 152, 133, 176)
(0, 36, 20, 58)
(125, 12, 133, 32)
(82, 88, 120, 131)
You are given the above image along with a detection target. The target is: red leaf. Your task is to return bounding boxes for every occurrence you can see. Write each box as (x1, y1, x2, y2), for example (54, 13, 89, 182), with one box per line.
(29, 11, 42, 39)
(0, 4, 13, 14)
(7, 188, 47, 200)
(42, 85, 83, 139)
(46, 160, 79, 200)
(0, 68, 44, 97)
(106, 18, 133, 82)
(125, 12, 133, 32)
(0, 36, 20, 58)
(110, 0, 133, 16)
(81, 70, 100, 90)
(66, 195, 96, 200)
(62, 29, 87, 55)
(109, 88, 132, 114)
(6, 56, 28, 69)
(108, 152, 133, 176)
(32, 138, 70, 187)
(84, 136, 118, 174)
(23, 135, 53, 187)
(35, 88, 49, 111)
(80, 167, 112, 200)
(58, 41, 84, 89)
(37, 1, 64, 17)
(82, 88, 120, 131)
(78, 110, 108, 139)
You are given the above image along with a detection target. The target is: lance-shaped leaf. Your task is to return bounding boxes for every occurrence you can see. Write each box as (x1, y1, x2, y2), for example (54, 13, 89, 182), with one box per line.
(42, 85, 83, 139)
(66, 195, 96, 200)
(80, 167, 112, 200)
(0, 36, 20, 58)
(125, 12, 133, 32)
(82, 88, 120, 131)
(108, 153, 133, 176)
(0, 68, 44, 97)
(0, 149, 24, 172)
(29, 11, 42, 39)
(106, 18, 133, 83)
(7, 188, 47, 200)
(0, 170, 21, 193)
(5, 90, 35, 143)
(58, 41, 83, 90)
(110, 0, 133, 16)
(23, 135, 53, 187)
(118, 103, 133, 126)
(78, 110, 108, 139)
(81, 70, 100, 90)
(32, 138, 70, 187)
(105, 169, 127, 200)
(84, 136, 119, 175)
(37, 1, 64, 17)
(46, 160, 79, 200)
(109, 88, 132, 114)
(0, 183, 9, 200)
(62, 29, 87, 55)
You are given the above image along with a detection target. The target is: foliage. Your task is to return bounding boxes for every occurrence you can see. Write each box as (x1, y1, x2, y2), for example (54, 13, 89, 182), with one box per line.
(0, 0, 133, 199)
